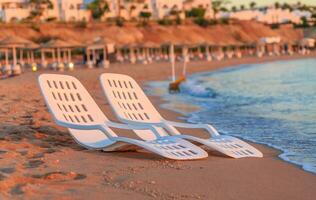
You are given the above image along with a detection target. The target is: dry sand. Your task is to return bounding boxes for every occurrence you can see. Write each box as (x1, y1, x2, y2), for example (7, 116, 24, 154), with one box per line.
(0, 54, 316, 200)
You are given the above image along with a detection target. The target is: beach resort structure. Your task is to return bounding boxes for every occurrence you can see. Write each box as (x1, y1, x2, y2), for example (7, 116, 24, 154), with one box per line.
(0, 0, 90, 22)
(0, 0, 213, 22)
(104, 0, 213, 20)
(1, 34, 314, 78)
(0, 36, 39, 75)
(218, 7, 312, 24)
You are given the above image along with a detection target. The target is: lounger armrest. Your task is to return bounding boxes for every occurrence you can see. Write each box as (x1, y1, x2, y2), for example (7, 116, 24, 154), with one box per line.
(106, 121, 148, 130)
(56, 121, 100, 131)
(163, 120, 220, 136)
(106, 121, 163, 139)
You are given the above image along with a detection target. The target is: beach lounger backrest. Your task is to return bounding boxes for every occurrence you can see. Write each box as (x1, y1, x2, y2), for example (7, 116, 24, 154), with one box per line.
(100, 73, 163, 124)
(39, 74, 108, 127)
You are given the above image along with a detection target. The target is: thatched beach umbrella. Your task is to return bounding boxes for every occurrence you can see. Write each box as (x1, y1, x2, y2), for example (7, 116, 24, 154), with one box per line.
(41, 39, 77, 70)
(141, 41, 160, 64)
(85, 37, 115, 68)
(0, 36, 38, 75)
(116, 43, 138, 64)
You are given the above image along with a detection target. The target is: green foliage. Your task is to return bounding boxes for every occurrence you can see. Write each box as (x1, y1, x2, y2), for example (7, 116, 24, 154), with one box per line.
(32, 35, 58, 44)
(186, 8, 206, 18)
(30, 23, 40, 32)
(139, 11, 151, 19)
(87, 0, 109, 20)
(294, 16, 310, 28)
(270, 23, 280, 29)
(220, 7, 228, 12)
(193, 18, 228, 27)
(212, 0, 230, 19)
(29, 0, 53, 8)
(157, 18, 173, 26)
(170, 9, 181, 16)
(115, 17, 124, 27)
(175, 16, 182, 25)
(46, 17, 57, 22)
(157, 16, 182, 26)
(28, 0, 53, 20)
(249, 1, 256, 9)
(75, 20, 87, 28)
(194, 17, 209, 27)
(138, 11, 151, 26)
(209, 19, 218, 25)
(300, 16, 309, 27)
(281, 3, 293, 11)
(297, 3, 313, 12)
(220, 18, 229, 24)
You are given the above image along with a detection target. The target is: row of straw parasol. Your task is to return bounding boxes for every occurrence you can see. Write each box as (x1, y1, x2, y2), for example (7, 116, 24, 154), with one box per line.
(0, 34, 305, 77)
(0, 36, 83, 73)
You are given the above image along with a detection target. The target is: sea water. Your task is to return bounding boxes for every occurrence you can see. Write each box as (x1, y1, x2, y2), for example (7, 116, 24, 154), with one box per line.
(147, 58, 316, 174)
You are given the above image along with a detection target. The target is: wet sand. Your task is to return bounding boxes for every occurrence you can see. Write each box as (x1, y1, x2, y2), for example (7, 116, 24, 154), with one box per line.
(0, 53, 316, 199)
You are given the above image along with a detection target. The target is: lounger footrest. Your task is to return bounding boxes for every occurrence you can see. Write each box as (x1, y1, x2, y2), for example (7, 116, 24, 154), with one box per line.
(115, 136, 208, 160)
(207, 135, 263, 158)
(180, 135, 263, 158)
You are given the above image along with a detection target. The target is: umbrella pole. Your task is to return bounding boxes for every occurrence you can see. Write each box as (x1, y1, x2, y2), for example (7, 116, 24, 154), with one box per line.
(28, 51, 31, 64)
(68, 49, 71, 63)
(206, 45, 211, 61)
(103, 46, 109, 68)
(31, 50, 34, 64)
(12, 47, 17, 67)
(86, 48, 92, 68)
(41, 49, 46, 68)
(169, 44, 175, 82)
(19, 49, 23, 66)
(57, 48, 61, 64)
(92, 49, 96, 65)
(130, 47, 135, 64)
(182, 46, 188, 76)
(5, 49, 9, 67)
(52, 49, 56, 63)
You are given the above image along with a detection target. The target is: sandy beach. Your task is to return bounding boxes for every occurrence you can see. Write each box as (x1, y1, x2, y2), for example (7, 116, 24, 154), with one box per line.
(1, 53, 316, 200)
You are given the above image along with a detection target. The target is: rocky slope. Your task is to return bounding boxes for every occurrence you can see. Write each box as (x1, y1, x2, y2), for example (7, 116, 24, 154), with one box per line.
(0, 20, 304, 45)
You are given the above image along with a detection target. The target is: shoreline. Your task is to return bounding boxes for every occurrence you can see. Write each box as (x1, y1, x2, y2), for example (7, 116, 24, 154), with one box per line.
(144, 55, 316, 175)
(0, 53, 315, 199)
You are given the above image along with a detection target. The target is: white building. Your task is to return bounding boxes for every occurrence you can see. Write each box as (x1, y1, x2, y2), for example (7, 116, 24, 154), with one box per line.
(0, 0, 29, 22)
(0, 0, 90, 22)
(218, 7, 311, 25)
(0, 0, 213, 22)
(102, 0, 212, 20)
(150, 0, 184, 19)
(56, 0, 90, 21)
(258, 8, 301, 24)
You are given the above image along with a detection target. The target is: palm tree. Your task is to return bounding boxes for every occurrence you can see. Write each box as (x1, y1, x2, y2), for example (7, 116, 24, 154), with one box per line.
(231, 6, 237, 12)
(87, 0, 109, 20)
(249, 2, 256, 10)
(28, 0, 53, 21)
(212, 0, 230, 20)
(281, 3, 293, 11)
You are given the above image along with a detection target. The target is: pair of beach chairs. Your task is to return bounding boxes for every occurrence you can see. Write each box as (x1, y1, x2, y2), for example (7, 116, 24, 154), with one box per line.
(38, 73, 263, 160)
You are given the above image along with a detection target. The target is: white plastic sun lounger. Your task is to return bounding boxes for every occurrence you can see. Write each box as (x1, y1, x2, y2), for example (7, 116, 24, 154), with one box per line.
(38, 74, 207, 160)
(100, 73, 263, 158)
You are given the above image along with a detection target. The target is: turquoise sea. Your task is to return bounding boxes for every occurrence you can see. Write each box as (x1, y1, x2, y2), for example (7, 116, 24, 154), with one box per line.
(147, 58, 316, 174)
